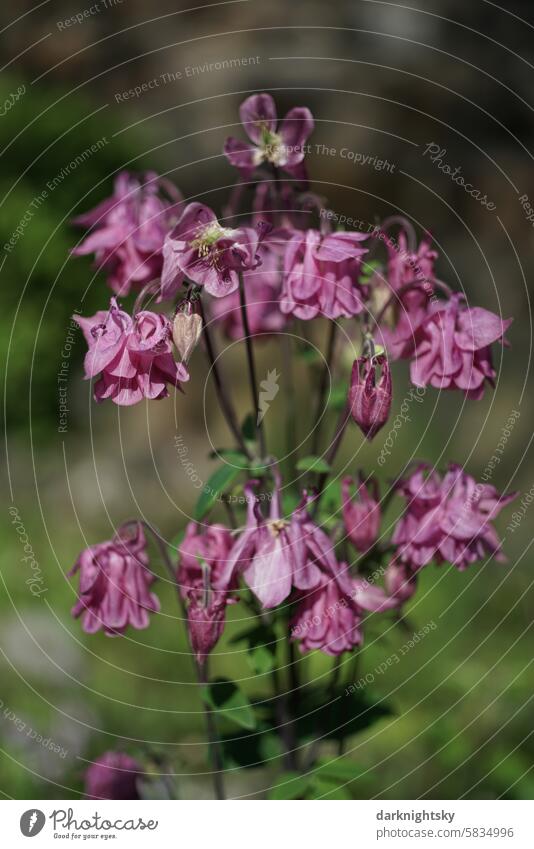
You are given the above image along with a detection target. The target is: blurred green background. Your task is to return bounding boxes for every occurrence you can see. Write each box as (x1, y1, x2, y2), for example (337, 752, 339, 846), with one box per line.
(1, 0, 532, 799)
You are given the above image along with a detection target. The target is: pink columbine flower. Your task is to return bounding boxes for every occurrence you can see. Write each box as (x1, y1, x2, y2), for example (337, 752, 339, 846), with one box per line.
(342, 475, 381, 552)
(378, 231, 438, 359)
(408, 294, 512, 399)
(74, 298, 189, 406)
(392, 463, 517, 571)
(178, 523, 236, 662)
(160, 202, 266, 300)
(177, 522, 235, 596)
(72, 171, 181, 296)
(349, 354, 392, 440)
(85, 751, 143, 800)
(210, 244, 287, 339)
(69, 523, 160, 635)
(224, 92, 314, 181)
(291, 566, 397, 656)
(280, 229, 369, 319)
(219, 474, 337, 609)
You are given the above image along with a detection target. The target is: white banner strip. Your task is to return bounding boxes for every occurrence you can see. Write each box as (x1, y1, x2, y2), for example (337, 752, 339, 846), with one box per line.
(3, 799, 533, 847)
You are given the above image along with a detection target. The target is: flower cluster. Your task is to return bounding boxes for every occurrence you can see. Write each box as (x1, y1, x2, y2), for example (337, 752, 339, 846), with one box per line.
(67, 93, 517, 790)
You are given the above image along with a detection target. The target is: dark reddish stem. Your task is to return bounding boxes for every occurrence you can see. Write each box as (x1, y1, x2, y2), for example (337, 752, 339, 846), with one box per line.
(238, 271, 267, 459)
(198, 298, 252, 460)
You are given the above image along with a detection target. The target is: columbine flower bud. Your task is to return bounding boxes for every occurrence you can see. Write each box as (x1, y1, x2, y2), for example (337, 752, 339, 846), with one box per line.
(348, 354, 392, 440)
(172, 306, 202, 362)
(187, 594, 227, 664)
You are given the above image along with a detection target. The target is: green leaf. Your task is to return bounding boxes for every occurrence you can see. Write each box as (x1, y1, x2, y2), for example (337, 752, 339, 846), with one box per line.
(229, 624, 278, 675)
(202, 677, 256, 730)
(221, 728, 282, 770)
(168, 528, 187, 553)
(248, 463, 270, 477)
(316, 757, 364, 783)
(296, 455, 332, 474)
(248, 644, 276, 675)
(241, 412, 256, 442)
(308, 777, 352, 800)
(268, 772, 313, 800)
(359, 259, 382, 284)
(194, 463, 242, 521)
(209, 449, 250, 469)
(327, 383, 349, 411)
(297, 346, 321, 364)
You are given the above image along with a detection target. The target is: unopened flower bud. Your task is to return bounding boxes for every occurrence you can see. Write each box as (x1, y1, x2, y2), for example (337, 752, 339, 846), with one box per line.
(187, 594, 227, 664)
(172, 309, 202, 362)
(348, 354, 392, 440)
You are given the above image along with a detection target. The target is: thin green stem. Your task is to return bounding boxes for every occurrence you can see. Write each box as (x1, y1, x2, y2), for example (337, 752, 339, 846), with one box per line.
(311, 322, 338, 455)
(135, 520, 227, 801)
(238, 271, 267, 458)
(312, 401, 352, 518)
(198, 662, 226, 800)
(198, 298, 251, 459)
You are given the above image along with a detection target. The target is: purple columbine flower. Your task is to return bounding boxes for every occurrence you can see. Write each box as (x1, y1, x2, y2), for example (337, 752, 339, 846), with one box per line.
(72, 171, 181, 296)
(74, 298, 189, 406)
(85, 751, 143, 800)
(377, 231, 438, 359)
(291, 565, 397, 656)
(160, 202, 266, 300)
(349, 354, 392, 440)
(69, 523, 160, 635)
(210, 244, 287, 339)
(280, 229, 369, 320)
(224, 92, 314, 181)
(219, 474, 337, 609)
(392, 463, 517, 571)
(408, 294, 512, 399)
(342, 475, 381, 552)
(178, 523, 237, 662)
(177, 522, 235, 596)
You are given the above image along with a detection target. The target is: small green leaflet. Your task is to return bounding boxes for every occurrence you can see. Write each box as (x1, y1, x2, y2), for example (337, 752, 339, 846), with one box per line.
(194, 463, 242, 521)
(202, 677, 256, 730)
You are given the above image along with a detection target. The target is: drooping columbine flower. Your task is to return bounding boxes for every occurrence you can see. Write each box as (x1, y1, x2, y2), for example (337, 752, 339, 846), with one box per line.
(392, 463, 517, 571)
(75, 298, 189, 406)
(290, 573, 362, 655)
(219, 474, 337, 609)
(72, 171, 181, 296)
(160, 203, 266, 300)
(342, 475, 381, 552)
(291, 565, 397, 656)
(280, 230, 369, 319)
(349, 354, 392, 440)
(69, 523, 160, 635)
(177, 522, 236, 662)
(377, 231, 438, 359)
(210, 245, 287, 339)
(224, 92, 314, 181)
(407, 294, 512, 399)
(85, 751, 143, 800)
(177, 522, 235, 596)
